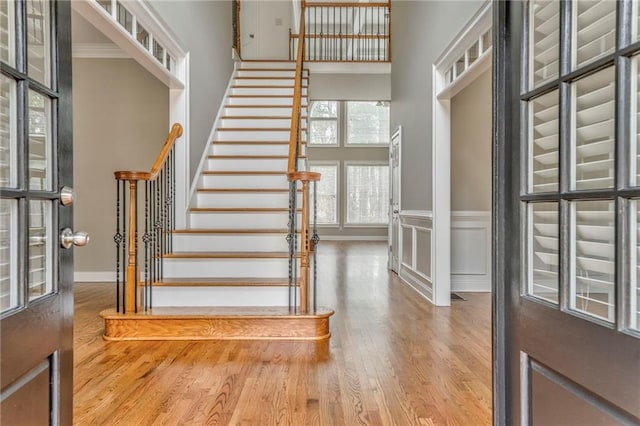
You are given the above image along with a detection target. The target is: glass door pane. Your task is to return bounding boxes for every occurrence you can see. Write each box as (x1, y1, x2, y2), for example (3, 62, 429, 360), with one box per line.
(28, 200, 52, 301)
(0, 74, 17, 188)
(0, 199, 18, 312)
(28, 90, 52, 191)
(632, 200, 640, 331)
(529, 0, 560, 88)
(26, 0, 51, 87)
(571, 200, 615, 322)
(528, 202, 559, 303)
(529, 90, 559, 192)
(572, 67, 615, 190)
(573, 0, 616, 69)
(0, 0, 15, 66)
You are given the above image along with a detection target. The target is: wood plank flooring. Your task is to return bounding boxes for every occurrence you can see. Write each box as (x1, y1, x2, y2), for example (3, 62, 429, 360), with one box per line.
(73, 241, 492, 425)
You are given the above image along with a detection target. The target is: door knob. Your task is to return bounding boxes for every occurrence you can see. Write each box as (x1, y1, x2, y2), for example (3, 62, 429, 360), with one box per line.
(393, 209, 399, 214)
(60, 186, 76, 206)
(60, 228, 90, 249)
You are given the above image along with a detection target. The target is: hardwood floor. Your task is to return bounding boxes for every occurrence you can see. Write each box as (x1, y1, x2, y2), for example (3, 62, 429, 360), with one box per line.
(73, 241, 492, 425)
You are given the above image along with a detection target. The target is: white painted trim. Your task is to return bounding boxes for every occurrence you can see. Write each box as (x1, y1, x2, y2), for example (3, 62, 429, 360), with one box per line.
(188, 65, 238, 208)
(72, 42, 129, 58)
(436, 48, 492, 100)
(388, 126, 402, 271)
(451, 210, 492, 292)
(399, 210, 433, 219)
(319, 235, 387, 241)
(307, 62, 391, 75)
(431, 1, 492, 308)
(74, 271, 116, 282)
(398, 267, 433, 304)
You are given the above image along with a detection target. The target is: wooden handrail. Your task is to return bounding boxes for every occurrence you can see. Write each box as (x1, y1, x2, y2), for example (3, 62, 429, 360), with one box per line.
(287, 8, 306, 173)
(290, 33, 390, 40)
(115, 123, 183, 182)
(305, 2, 389, 7)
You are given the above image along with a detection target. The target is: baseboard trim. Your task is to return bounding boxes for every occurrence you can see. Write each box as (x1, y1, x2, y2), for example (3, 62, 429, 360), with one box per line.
(451, 276, 491, 292)
(398, 267, 434, 304)
(74, 271, 116, 282)
(319, 235, 387, 241)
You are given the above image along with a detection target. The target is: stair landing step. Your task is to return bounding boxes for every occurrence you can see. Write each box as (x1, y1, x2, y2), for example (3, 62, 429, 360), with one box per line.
(190, 207, 299, 212)
(163, 251, 292, 259)
(154, 277, 293, 286)
(174, 228, 288, 234)
(202, 171, 287, 175)
(101, 307, 333, 341)
(196, 188, 298, 193)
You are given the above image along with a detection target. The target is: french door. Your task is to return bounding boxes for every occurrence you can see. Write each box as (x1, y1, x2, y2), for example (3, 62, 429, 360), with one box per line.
(495, 0, 640, 424)
(0, 0, 74, 424)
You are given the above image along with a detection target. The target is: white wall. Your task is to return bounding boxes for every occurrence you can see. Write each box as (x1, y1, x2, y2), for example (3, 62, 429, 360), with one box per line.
(390, 0, 485, 211)
(150, 0, 234, 182)
(310, 74, 391, 101)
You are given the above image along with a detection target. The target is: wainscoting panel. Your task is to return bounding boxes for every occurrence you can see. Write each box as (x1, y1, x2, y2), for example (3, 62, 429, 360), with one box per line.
(398, 211, 434, 302)
(451, 211, 491, 292)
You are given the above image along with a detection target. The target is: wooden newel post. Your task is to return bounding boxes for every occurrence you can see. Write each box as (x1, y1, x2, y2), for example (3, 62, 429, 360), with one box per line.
(287, 171, 321, 314)
(115, 172, 150, 314)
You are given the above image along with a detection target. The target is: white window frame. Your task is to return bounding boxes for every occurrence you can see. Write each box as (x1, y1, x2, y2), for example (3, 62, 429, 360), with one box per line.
(309, 161, 340, 227)
(308, 100, 340, 147)
(344, 101, 391, 147)
(344, 161, 390, 227)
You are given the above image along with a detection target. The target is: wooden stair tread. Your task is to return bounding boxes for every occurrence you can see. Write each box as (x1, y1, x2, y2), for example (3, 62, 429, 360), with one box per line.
(163, 251, 293, 259)
(102, 307, 332, 318)
(234, 76, 308, 80)
(225, 105, 308, 108)
(190, 207, 300, 212)
(196, 188, 298, 193)
(201, 171, 287, 175)
(211, 141, 306, 145)
(228, 95, 306, 98)
(207, 155, 306, 159)
(237, 67, 309, 71)
(221, 116, 308, 120)
(217, 128, 307, 131)
(154, 277, 293, 286)
(231, 85, 308, 89)
(173, 228, 288, 234)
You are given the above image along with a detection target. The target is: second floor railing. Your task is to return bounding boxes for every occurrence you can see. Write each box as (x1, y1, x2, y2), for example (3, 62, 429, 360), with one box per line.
(113, 123, 183, 314)
(289, 2, 391, 62)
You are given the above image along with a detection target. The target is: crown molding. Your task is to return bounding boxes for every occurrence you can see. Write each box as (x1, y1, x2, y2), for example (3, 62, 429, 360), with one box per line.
(72, 43, 130, 59)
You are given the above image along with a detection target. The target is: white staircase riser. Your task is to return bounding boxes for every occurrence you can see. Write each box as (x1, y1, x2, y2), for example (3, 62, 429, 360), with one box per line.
(219, 118, 304, 128)
(173, 234, 293, 252)
(163, 258, 289, 278)
(239, 62, 296, 69)
(200, 174, 289, 189)
(224, 107, 308, 117)
(227, 96, 307, 106)
(236, 70, 308, 78)
(215, 130, 304, 141)
(207, 158, 288, 171)
(189, 211, 300, 229)
(196, 192, 300, 208)
(210, 144, 295, 156)
(234, 78, 307, 87)
(152, 286, 293, 307)
(231, 87, 307, 96)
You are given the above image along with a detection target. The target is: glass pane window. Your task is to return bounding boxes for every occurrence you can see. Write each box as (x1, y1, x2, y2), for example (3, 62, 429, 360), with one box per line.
(117, 2, 133, 34)
(571, 200, 615, 322)
(309, 101, 338, 146)
(633, 56, 640, 187)
(153, 39, 164, 65)
(309, 164, 338, 224)
(26, 0, 51, 87)
(346, 164, 389, 224)
(346, 102, 389, 145)
(572, 67, 615, 191)
(0, 199, 18, 313)
(0, 75, 17, 188)
(96, 0, 112, 14)
(573, 0, 616, 69)
(528, 202, 559, 304)
(136, 23, 149, 50)
(1, 0, 15, 66)
(529, 0, 559, 88)
(310, 101, 337, 118)
(28, 200, 52, 302)
(631, 200, 640, 331)
(529, 90, 559, 193)
(28, 90, 52, 191)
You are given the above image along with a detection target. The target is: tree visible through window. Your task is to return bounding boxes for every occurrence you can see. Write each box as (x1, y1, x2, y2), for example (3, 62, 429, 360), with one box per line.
(309, 164, 338, 224)
(309, 101, 338, 145)
(346, 101, 390, 145)
(346, 164, 389, 224)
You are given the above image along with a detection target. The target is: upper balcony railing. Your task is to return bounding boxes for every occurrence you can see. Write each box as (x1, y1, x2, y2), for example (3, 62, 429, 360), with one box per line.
(289, 2, 391, 62)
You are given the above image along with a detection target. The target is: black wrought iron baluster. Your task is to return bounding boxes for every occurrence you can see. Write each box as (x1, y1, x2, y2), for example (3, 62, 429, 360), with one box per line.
(156, 171, 163, 281)
(133, 181, 139, 313)
(122, 180, 127, 312)
(114, 180, 121, 312)
(170, 149, 175, 253)
(150, 179, 155, 305)
(143, 181, 150, 311)
(312, 180, 319, 313)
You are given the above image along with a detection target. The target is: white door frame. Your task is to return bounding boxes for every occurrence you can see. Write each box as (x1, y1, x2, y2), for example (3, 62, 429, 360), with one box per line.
(431, 1, 492, 306)
(72, 0, 190, 228)
(389, 126, 402, 271)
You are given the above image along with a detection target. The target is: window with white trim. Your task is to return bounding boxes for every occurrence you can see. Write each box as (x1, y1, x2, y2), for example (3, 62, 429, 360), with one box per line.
(309, 101, 338, 146)
(346, 101, 390, 145)
(346, 164, 389, 225)
(309, 163, 338, 225)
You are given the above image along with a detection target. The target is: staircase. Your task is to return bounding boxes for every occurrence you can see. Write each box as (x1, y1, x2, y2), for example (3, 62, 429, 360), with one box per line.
(102, 61, 333, 341)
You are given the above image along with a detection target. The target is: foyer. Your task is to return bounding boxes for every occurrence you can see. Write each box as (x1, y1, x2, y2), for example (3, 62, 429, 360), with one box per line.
(74, 241, 492, 425)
